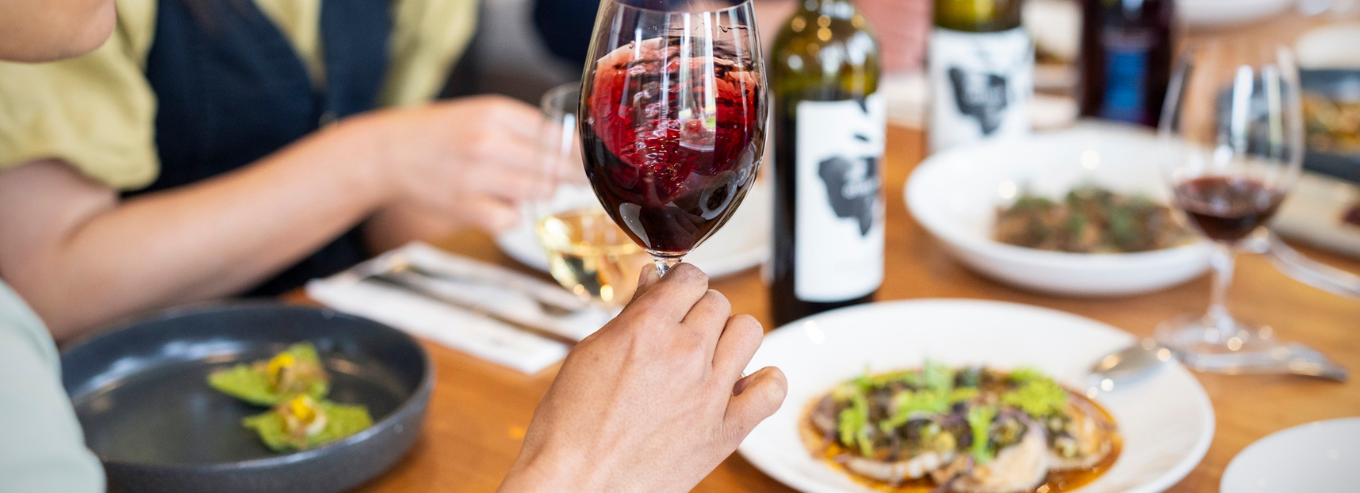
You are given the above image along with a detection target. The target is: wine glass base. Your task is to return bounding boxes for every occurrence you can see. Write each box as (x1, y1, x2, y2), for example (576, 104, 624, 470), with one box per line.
(1155, 313, 1285, 373)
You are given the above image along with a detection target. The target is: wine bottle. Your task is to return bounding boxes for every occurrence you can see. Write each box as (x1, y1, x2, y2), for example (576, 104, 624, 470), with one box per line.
(928, 0, 1033, 153)
(1078, 0, 1175, 127)
(770, 0, 885, 327)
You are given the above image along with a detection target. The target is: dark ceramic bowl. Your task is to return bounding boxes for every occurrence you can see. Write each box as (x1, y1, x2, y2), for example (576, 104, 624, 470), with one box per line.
(61, 303, 434, 493)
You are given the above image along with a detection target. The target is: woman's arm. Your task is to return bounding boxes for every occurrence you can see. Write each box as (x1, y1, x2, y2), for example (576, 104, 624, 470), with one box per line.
(0, 95, 547, 339)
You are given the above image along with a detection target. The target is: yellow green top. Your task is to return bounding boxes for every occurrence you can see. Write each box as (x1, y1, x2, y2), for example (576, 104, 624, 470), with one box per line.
(0, 0, 478, 190)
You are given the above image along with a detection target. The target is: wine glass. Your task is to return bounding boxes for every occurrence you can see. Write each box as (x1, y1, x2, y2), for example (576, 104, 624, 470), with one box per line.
(1156, 40, 1304, 370)
(578, 0, 767, 276)
(532, 83, 653, 306)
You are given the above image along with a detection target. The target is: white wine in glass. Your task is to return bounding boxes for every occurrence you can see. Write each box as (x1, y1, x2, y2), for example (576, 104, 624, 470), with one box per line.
(533, 84, 653, 307)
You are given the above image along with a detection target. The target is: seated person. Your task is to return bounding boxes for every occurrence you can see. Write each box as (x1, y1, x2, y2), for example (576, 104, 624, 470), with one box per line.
(0, 0, 556, 340)
(1, 2, 787, 491)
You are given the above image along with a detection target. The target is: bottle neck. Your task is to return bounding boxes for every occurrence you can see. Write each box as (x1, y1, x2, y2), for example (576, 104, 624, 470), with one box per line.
(934, 0, 1022, 32)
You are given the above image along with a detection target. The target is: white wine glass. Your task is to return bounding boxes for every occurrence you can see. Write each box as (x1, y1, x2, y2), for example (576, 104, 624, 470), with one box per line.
(532, 83, 653, 307)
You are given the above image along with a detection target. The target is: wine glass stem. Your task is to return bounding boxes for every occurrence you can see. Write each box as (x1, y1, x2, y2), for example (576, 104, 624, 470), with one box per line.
(1205, 241, 1236, 333)
(653, 256, 682, 277)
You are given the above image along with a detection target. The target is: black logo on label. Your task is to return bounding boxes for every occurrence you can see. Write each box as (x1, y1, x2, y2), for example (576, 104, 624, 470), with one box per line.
(818, 141, 879, 236)
(948, 66, 1009, 135)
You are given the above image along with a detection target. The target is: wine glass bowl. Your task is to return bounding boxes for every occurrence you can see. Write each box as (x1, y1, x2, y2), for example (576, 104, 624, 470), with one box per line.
(579, 0, 767, 275)
(1156, 40, 1304, 370)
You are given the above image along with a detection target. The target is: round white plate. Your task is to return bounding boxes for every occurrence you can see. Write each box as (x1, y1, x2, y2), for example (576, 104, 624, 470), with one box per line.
(738, 299, 1215, 493)
(496, 180, 772, 279)
(1221, 417, 1360, 493)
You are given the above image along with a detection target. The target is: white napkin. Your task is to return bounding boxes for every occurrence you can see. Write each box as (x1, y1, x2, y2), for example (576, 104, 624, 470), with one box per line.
(307, 242, 612, 374)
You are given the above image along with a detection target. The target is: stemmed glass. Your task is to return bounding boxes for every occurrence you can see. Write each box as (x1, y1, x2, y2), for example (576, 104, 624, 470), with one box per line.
(532, 83, 653, 307)
(578, 0, 767, 276)
(1156, 40, 1304, 370)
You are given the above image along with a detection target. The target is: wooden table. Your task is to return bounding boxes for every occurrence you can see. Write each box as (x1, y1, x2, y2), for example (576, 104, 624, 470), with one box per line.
(351, 126, 1360, 493)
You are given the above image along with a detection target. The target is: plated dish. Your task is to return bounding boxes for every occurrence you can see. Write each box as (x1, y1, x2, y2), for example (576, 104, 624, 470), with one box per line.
(906, 123, 1211, 296)
(210, 342, 373, 452)
(61, 303, 432, 493)
(1303, 92, 1360, 154)
(1297, 69, 1360, 184)
(994, 186, 1193, 254)
(804, 364, 1119, 493)
(738, 299, 1214, 493)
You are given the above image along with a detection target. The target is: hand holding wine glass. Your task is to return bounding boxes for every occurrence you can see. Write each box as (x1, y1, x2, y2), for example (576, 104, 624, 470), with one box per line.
(578, 0, 767, 277)
(1157, 39, 1304, 370)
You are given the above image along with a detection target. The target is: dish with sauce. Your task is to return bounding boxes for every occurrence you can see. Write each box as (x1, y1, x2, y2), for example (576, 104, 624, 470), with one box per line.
(802, 363, 1119, 493)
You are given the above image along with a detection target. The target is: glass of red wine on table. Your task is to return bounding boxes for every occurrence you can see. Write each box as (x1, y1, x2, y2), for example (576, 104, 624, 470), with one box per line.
(1156, 40, 1305, 370)
(578, 0, 766, 277)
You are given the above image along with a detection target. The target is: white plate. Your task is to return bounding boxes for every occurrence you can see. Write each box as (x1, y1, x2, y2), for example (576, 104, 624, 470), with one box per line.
(738, 299, 1215, 493)
(1272, 172, 1360, 259)
(1221, 417, 1360, 493)
(496, 180, 772, 279)
(906, 123, 1212, 296)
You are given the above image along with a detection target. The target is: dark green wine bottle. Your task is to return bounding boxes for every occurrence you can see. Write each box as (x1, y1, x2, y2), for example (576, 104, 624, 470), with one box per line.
(770, 0, 885, 327)
(928, 0, 1032, 152)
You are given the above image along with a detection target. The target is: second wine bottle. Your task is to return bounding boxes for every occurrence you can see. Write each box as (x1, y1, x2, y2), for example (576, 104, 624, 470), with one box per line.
(770, 0, 885, 326)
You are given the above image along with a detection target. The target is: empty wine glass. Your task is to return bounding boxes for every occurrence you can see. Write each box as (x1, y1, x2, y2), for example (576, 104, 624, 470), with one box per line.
(1156, 40, 1304, 370)
(578, 0, 767, 276)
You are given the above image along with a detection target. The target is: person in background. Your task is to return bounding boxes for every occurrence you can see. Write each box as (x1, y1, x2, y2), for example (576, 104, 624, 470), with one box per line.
(0, 0, 558, 341)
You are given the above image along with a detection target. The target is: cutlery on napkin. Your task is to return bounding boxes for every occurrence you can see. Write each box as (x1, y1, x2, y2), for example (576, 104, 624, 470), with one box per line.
(307, 243, 613, 373)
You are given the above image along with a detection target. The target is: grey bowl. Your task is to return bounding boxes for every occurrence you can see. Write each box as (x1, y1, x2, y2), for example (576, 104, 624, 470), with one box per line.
(60, 302, 434, 493)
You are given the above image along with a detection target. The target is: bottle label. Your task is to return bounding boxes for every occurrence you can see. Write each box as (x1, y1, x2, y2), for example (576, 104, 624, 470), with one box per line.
(794, 94, 886, 302)
(927, 27, 1033, 152)
(1099, 30, 1153, 124)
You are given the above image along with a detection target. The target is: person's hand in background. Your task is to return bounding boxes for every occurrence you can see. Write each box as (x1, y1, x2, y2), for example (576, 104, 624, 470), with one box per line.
(498, 264, 788, 493)
(357, 94, 562, 235)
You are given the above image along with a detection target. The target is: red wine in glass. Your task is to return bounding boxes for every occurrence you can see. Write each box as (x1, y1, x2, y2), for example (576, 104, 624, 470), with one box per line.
(1173, 176, 1284, 242)
(581, 37, 765, 259)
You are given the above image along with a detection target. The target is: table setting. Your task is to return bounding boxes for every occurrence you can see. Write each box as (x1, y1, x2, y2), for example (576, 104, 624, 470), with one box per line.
(49, 1, 1360, 493)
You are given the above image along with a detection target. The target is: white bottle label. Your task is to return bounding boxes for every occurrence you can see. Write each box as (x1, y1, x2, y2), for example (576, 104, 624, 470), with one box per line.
(794, 94, 886, 302)
(928, 27, 1033, 153)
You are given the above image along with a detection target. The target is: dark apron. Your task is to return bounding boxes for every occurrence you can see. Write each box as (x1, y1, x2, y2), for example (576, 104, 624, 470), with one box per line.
(133, 0, 392, 296)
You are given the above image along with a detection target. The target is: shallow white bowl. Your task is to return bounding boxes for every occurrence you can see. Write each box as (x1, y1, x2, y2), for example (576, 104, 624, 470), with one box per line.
(906, 123, 1212, 297)
(1221, 417, 1360, 493)
(738, 299, 1215, 493)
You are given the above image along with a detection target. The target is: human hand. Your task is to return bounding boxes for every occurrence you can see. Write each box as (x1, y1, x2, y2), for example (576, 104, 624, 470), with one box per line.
(356, 95, 574, 233)
(498, 264, 788, 493)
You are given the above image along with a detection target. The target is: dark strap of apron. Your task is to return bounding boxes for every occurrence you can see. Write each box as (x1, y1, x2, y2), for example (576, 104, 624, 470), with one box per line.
(139, 0, 392, 296)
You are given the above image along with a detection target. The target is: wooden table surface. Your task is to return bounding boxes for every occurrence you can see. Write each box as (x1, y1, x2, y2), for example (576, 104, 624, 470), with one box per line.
(350, 126, 1360, 493)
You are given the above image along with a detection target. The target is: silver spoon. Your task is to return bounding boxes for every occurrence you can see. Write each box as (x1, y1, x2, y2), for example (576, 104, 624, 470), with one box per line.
(1083, 339, 1175, 397)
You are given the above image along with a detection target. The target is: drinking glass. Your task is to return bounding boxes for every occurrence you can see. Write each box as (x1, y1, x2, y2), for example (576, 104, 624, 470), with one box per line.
(1156, 40, 1304, 370)
(578, 0, 767, 276)
(532, 83, 653, 306)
